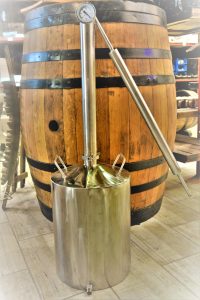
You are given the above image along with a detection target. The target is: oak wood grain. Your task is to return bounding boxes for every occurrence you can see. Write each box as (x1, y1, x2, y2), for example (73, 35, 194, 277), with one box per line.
(21, 13, 176, 221)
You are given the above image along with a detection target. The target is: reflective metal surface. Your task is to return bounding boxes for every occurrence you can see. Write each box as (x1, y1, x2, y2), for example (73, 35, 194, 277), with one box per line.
(52, 163, 129, 188)
(51, 164, 130, 290)
(51, 7, 131, 291)
(80, 20, 98, 168)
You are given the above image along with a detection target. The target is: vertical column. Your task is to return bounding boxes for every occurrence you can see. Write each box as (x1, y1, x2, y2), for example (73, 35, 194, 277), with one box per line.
(80, 21, 97, 168)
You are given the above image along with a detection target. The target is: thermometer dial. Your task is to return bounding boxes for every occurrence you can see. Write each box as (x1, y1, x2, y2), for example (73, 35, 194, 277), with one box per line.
(76, 3, 96, 23)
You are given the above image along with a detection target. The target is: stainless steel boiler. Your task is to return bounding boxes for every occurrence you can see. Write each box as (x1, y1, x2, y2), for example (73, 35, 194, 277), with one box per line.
(51, 159, 130, 291)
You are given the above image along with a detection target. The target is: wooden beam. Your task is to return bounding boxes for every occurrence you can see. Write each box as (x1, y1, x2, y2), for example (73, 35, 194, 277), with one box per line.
(168, 7, 200, 36)
(174, 142, 200, 162)
(176, 134, 200, 145)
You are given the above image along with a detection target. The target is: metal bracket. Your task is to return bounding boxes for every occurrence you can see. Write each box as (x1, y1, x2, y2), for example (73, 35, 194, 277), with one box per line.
(54, 156, 67, 179)
(82, 153, 100, 166)
(112, 153, 126, 176)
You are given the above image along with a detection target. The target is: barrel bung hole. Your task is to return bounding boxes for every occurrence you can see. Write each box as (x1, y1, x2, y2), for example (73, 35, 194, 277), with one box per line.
(49, 120, 59, 132)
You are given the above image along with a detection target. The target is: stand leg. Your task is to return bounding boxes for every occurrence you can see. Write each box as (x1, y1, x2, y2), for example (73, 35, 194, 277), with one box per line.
(196, 161, 200, 178)
(20, 142, 26, 188)
(12, 168, 18, 193)
(2, 183, 12, 210)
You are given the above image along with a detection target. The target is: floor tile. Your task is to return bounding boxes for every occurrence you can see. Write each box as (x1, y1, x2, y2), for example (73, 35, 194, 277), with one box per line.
(19, 233, 81, 300)
(154, 196, 199, 227)
(165, 253, 200, 299)
(0, 206, 8, 224)
(131, 218, 200, 265)
(174, 219, 200, 246)
(0, 270, 41, 300)
(113, 241, 198, 300)
(0, 222, 26, 276)
(165, 162, 200, 201)
(5, 187, 53, 241)
(66, 288, 119, 300)
(113, 272, 159, 300)
(165, 181, 199, 202)
(172, 191, 200, 213)
(185, 176, 200, 193)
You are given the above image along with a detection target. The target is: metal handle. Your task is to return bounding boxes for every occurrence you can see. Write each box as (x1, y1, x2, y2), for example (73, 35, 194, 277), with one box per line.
(112, 153, 126, 176)
(54, 156, 67, 179)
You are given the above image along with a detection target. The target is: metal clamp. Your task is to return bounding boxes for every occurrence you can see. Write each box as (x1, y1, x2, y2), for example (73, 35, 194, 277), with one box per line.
(112, 153, 126, 176)
(82, 153, 100, 165)
(54, 156, 67, 179)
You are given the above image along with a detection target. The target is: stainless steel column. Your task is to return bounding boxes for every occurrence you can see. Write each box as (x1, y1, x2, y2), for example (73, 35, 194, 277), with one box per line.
(80, 21, 98, 168)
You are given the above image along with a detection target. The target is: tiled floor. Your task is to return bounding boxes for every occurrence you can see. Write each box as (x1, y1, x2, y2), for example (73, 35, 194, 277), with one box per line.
(0, 162, 200, 300)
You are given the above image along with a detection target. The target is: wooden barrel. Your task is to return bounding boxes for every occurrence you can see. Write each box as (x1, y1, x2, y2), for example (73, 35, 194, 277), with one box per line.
(176, 90, 198, 132)
(21, 1, 176, 225)
(177, 109, 198, 132)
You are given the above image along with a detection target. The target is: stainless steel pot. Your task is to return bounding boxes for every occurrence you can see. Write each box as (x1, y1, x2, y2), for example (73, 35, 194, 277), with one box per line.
(51, 160, 130, 291)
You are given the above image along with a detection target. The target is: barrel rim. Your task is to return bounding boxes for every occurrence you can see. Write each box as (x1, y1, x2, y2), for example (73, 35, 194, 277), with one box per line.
(25, 11, 167, 32)
(25, 1, 166, 22)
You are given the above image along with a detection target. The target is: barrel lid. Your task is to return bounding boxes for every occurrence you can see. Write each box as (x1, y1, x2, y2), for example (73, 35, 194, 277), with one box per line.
(51, 163, 130, 189)
(25, 0, 166, 23)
